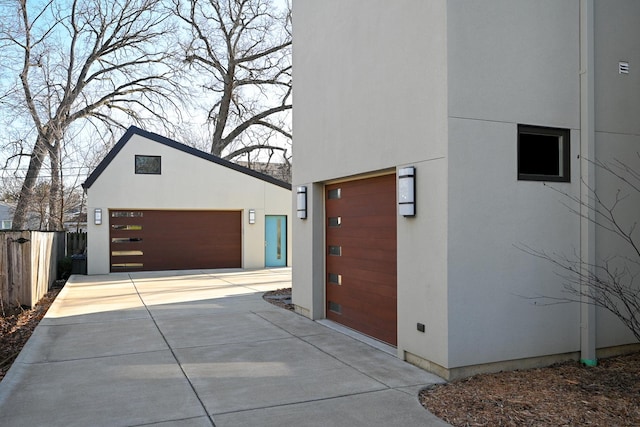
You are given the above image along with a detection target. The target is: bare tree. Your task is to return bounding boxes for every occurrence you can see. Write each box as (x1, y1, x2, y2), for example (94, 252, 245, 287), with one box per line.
(520, 155, 640, 341)
(0, 0, 182, 230)
(172, 0, 292, 159)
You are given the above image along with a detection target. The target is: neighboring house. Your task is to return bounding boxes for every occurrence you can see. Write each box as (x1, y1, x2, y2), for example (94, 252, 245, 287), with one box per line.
(0, 202, 13, 230)
(292, 0, 640, 380)
(236, 160, 291, 183)
(83, 126, 292, 275)
(64, 211, 87, 233)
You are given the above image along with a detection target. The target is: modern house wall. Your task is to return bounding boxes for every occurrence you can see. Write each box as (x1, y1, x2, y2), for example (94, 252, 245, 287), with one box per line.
(85, 128, 292, 275)
(293, 0, 640, 379)
(592, 0, 640, 350)
(444, 0, 582, 369)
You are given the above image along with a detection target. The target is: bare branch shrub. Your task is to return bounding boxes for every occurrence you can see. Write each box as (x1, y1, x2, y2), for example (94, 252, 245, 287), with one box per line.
(519, 154, 640, 341)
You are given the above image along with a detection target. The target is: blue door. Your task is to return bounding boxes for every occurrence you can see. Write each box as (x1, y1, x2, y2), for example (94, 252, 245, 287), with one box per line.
(265, 215, 287, 267)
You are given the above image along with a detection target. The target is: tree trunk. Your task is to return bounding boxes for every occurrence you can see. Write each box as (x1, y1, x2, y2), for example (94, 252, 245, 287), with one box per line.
(12, 137, 48, 230)
(47, 143, 64, 231)
(210, 66, 235, 157)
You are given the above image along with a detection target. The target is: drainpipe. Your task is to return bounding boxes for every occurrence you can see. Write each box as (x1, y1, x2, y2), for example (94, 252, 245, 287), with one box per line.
(579, 0, 597, 367)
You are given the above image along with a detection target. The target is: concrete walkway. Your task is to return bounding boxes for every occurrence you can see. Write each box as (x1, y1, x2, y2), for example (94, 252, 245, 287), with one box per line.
(0, 268, 448, 426)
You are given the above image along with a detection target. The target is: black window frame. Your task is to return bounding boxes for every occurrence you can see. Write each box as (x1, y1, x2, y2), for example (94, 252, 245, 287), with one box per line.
(135, 155, 162, 175)
(517, 124, 570, 183)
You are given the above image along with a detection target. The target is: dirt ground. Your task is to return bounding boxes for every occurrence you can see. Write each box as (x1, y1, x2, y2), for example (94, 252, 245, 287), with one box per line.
(0, 287, 61, 382)
(265, 288, 640, 426)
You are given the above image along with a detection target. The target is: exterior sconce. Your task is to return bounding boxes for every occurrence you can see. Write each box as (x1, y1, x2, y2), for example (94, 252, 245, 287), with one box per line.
(297, 186, 307, 219)
(248, 209, 256, 224)
(398, 167, 416, 217)
(94, 208, 102, 225)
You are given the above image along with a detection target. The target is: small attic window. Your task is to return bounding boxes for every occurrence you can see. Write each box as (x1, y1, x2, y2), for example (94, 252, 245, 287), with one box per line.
(135, 155, 161, 174)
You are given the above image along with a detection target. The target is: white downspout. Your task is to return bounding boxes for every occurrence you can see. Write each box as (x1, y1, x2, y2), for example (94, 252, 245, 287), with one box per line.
(579, 0, 597, 367)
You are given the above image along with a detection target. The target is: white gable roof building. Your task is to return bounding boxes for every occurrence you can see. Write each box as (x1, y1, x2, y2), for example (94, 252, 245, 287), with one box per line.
(84, 126, 291, 275)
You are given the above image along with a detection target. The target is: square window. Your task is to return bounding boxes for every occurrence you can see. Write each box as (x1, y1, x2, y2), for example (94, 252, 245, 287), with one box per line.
(518, 125, 570, 182)
(135, 155, 161, 174)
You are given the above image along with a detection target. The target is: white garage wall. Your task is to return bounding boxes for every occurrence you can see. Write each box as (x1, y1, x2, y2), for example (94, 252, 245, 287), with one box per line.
(86, 131, 292, 274)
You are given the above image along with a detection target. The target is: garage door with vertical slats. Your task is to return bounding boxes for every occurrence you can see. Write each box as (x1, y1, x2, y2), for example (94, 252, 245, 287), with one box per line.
(110, 210, 241, 272)
(325, 174, 397, 346)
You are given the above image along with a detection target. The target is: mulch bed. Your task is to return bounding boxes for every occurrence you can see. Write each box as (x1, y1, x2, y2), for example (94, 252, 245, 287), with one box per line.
(263, 287, 295, 311)
(0, 286, 62, 382)
(419, 351, 640, 426)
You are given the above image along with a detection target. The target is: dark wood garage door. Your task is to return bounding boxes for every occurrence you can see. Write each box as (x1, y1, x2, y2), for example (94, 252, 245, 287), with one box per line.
(110, 210, 241, 272)
(325, 174, 397, 346)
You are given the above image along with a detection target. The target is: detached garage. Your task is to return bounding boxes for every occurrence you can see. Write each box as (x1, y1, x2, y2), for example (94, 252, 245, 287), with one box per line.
(83, 126, 291, 274)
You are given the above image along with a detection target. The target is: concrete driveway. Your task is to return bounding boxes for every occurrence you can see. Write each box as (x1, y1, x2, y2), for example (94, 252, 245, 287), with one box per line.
(0, 268, 448, 426)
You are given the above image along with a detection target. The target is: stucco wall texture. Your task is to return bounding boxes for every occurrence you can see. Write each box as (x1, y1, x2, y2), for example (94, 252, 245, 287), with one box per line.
(292, 0, 640, 378)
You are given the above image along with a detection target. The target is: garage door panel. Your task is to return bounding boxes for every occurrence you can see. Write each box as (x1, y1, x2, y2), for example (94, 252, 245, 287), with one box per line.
(331, 276, 397, 298)
(110, 233, 144, 242)
(331, 244, 396, 262)
(327, 199, 395, 218)
(327, 231, 396, 244)
(327, 254, 396, 274)
(327, 203, 394, 218)
(329, 179, 395, 197)
(329, 280, 396, 304)
(329, 308, 397, 332)
(327, 234, 396, 247)
(109, 210, 241, 272)
(327, 301, 397, 345)
(110, 254, 145, 263)
(327, 267, 396, 287)
(327, 290, 396, 319)
(328, 227, 396, 240)
(344, 318, 396, 347)
(326, 174, 397, 346)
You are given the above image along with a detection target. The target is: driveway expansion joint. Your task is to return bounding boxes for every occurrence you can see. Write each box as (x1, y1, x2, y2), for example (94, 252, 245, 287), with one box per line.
(19, 348, 171, 365)
(128, 274, 216, 427)
(210, 387, 391, 417)
(253, 311, 392, 389)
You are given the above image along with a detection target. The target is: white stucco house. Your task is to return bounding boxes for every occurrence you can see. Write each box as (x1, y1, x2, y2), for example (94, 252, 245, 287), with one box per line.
(292, 0, 640, 379)
(83, 126, 291, 275)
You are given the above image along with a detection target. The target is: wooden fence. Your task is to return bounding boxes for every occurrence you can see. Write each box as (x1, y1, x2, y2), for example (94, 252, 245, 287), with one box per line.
(66, 232, 87, 255)
(0, 231, 65, 308)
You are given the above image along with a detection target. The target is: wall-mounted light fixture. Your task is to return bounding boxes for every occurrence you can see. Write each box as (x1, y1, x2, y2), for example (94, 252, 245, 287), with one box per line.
(297, 186, 307, 219)
(94, 208, 102, 225)
(248, 209, 256, 224)
(398, 166, 416, 217)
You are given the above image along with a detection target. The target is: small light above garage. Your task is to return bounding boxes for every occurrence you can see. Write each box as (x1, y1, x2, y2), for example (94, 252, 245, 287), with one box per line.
(249, 209, 256, 224)
(398, 167, 416, 217)
(297, 186, 307, 219)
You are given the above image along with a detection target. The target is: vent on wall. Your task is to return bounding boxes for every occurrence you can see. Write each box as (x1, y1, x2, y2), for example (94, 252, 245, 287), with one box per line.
(619, 61, 629, 74)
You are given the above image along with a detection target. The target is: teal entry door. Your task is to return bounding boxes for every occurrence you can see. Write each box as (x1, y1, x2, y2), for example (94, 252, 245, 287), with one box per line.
(265, 215, 287, 267)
